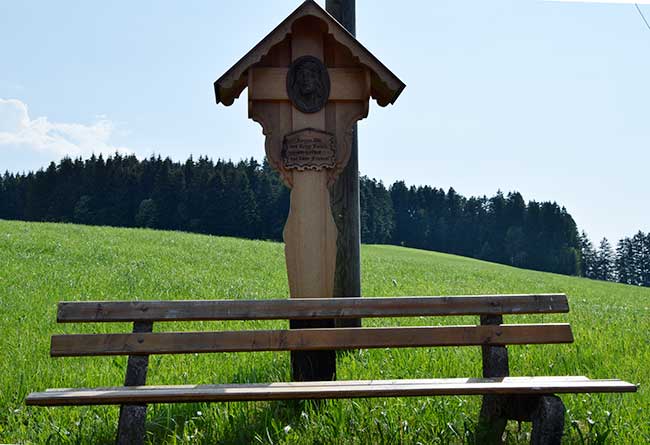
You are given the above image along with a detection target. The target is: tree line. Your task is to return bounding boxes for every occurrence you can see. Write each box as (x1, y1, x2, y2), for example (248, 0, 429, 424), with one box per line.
(0, 154, 289, 240)
(0, 153, 647, 286)
(580, 232, 650, 287)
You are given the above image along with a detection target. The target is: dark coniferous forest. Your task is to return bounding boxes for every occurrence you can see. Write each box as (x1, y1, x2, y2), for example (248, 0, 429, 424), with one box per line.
(1, 153, 647, 286)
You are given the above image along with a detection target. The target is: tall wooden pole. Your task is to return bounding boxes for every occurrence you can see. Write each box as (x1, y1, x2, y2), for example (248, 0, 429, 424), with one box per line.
(326, 0, 362, 329)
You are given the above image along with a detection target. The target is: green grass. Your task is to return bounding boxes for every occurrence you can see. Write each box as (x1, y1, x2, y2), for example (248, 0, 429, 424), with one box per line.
(0, 219, 647, 444)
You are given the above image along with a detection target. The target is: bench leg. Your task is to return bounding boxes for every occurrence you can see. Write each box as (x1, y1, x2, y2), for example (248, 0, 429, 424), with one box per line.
(476, 395, 507, 445)
(477, 394, 565, 445)
(290, 319, 336, 382)
(477, 315, 565, 444)
(477, 315, 509, 444)
(531, 395, 565, 445)
(117, 404, 148, 445)
(116, 321, 152, 445)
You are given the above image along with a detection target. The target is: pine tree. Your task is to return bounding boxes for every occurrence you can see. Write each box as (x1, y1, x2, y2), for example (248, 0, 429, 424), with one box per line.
(579, 231, 596, 278)
(615, 237, 634, 284)
(641, 232, 650, 287)
(594, 238, 615, 281)
(389, 181, 412, 246)
(632, 231, 650, 287)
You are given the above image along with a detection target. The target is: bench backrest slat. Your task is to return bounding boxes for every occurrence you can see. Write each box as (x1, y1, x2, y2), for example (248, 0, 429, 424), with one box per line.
(50, 323, 574, 357)
(57, 294, 568, 323)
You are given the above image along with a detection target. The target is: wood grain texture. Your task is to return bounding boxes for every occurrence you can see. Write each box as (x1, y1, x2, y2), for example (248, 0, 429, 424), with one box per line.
(56, 294, 570, 322)
(50, 324, 574, 357)
(25, 377, 637, 406)
(283, 171, 337, 300)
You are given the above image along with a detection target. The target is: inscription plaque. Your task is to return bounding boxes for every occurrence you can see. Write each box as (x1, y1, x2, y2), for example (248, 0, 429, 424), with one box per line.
(286, 56, 331, 113)
(282, 128, 336, 170)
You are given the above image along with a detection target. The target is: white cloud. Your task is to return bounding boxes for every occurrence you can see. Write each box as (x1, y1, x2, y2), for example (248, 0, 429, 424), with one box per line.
(0, 98, 134, 163)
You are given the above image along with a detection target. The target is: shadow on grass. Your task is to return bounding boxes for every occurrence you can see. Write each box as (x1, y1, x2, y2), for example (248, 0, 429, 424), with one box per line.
(144, 398, 315, 445)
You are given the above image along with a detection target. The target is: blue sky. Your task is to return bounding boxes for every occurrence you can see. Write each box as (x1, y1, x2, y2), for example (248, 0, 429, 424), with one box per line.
(1, 0, 648, 244)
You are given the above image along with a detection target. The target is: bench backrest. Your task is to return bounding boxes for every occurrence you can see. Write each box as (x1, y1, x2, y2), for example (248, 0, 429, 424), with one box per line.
(51, 294, 572, 357)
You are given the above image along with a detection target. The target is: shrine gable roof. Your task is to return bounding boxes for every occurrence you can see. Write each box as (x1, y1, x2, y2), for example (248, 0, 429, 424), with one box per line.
(214, 0, 405, 108)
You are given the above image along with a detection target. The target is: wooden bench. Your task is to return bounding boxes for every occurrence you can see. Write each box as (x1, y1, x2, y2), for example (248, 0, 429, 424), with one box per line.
(26, 294, 636, 445)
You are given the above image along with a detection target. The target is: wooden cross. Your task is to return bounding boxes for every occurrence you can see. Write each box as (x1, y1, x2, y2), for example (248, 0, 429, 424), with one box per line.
(215, 0, 404, 321)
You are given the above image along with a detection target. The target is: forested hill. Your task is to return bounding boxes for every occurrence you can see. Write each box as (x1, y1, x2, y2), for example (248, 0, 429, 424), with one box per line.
(0, 153, 584, 277)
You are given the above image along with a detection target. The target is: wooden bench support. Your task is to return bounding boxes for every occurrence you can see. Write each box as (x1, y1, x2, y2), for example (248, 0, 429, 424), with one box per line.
(531, 395, 565, 445)
(290, 319, 336, 382)
(477, 394, 565, 445)
(477, 394, 509, 444)
(477, 315, 566, 444)
(116, 321, 152, 445)
(477, 314, 510, 444)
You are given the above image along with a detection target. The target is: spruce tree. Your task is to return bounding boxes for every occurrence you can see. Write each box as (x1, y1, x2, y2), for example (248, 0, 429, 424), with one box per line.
(615, 237, 634, 284)
(594, 238, 615, 281)
(579, 231, 596, 278)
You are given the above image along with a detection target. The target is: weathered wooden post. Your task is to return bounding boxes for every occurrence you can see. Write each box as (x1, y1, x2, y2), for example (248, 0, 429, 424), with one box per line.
(214, 0, 404, 381)
(326, 0, 362, 329)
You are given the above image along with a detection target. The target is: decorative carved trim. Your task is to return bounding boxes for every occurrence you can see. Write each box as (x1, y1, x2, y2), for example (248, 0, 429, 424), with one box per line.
(326, 103, 368, 186)
(215, 0, 404, 108)
(250, 107, 294, 188)
(250, 98, 368, 189)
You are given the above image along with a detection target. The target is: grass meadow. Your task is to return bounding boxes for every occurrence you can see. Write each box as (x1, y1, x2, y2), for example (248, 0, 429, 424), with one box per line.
(0, 219, 648, 444)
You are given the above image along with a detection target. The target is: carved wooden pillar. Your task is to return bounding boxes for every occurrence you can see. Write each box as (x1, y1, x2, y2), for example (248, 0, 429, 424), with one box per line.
(283, 19, 336, 303)
(284, 19, 338, 380)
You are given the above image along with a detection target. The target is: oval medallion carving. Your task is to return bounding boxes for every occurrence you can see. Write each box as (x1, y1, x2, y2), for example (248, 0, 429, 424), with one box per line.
(286, 56, 330, 113)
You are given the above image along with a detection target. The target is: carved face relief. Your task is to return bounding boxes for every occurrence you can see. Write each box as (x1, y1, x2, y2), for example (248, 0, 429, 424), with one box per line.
(286, 56, 330, 113)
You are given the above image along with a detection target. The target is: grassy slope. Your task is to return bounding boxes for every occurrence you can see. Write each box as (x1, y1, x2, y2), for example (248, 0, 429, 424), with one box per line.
(0, 220, 647, 444)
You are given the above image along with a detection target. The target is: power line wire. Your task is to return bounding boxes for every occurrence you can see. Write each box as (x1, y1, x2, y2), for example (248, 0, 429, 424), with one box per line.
(636, 3, 650, 31)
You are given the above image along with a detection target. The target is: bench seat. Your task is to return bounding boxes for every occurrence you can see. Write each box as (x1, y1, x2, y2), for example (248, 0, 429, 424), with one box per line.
(27, 376, 636, 406)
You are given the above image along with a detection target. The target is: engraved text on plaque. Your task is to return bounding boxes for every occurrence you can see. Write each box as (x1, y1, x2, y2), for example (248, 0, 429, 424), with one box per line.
(282, 128, 336, 171)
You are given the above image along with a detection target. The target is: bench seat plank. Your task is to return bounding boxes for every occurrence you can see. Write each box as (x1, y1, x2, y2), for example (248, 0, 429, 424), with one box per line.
(57, 294, 569, 322)
(50, 324, 574, 357)
(26, 376, 636, 406)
